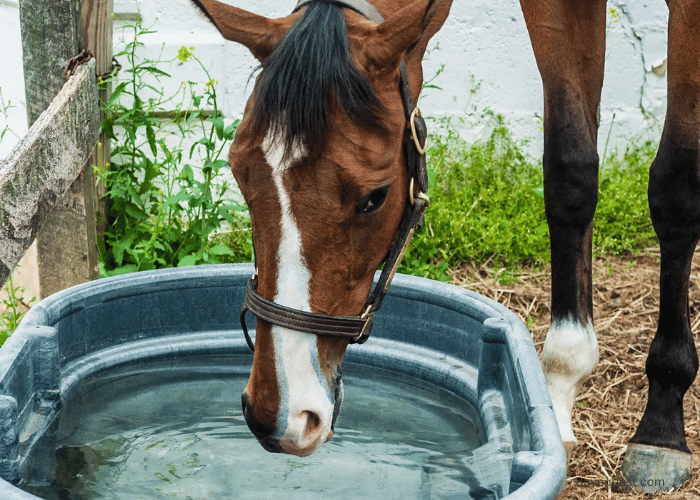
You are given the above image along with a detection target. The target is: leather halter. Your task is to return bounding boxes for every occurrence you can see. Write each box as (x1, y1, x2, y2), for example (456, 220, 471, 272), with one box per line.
(239, 0, 430, 351)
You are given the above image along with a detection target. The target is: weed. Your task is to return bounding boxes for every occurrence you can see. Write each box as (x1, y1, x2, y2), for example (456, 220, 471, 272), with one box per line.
(421, 43, 444, 95)
(494, 268, 521, 286)
(98, 19, 250, 276)
(401, 113, 548, 280)
(526, 310, 540, 331)
(0, 87, 20, 148)
(0, 271, 35, 346)
(594, 138, 657, 256)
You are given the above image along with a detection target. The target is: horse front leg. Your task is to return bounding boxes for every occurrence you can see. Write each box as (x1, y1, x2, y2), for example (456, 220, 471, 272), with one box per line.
(519, 0, 607, 459)
(617, 0, 700, 492)
(540, 94, 600, 461)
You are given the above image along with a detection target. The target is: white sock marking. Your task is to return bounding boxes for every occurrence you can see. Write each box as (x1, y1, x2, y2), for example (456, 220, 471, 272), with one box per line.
(542, 318, 599, 447)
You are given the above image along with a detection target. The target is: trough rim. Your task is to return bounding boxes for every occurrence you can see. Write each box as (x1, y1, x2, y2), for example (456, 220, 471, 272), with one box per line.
(0, 264, 566, 500)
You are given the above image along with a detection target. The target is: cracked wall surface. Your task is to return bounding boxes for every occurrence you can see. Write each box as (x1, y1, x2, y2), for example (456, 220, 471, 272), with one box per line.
(1, 0, 671, 160)
(603, 1, 669, 142)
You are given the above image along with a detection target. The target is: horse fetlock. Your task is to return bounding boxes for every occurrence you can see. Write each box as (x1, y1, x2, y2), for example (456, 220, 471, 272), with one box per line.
(631, 378, 691, 453)
(646, 335, 699, 393)
(542, 319, 599, 385)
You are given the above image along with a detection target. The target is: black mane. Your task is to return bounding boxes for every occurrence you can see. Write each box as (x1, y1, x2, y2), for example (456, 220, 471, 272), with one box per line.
(249, 2, 387, 158)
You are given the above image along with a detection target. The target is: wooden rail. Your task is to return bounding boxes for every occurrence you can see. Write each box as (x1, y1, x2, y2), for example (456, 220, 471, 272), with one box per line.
(0, 60, 100, 288)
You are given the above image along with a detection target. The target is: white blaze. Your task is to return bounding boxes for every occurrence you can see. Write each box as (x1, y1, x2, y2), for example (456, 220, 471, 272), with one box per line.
(263, 132, 334, 455)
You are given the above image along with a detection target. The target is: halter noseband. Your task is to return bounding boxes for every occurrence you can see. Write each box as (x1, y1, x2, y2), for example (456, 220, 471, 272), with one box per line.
(239, 0, 430, 351)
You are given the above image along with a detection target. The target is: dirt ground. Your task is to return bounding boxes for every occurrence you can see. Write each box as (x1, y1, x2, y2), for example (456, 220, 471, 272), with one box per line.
(451, 249, 700, 499)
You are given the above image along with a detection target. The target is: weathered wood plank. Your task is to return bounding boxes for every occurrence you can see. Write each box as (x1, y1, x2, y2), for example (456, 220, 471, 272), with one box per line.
(0, 60, 99, 288)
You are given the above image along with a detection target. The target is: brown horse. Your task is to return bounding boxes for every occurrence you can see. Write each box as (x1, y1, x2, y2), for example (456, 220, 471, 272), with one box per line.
(190, 0, 698, 492)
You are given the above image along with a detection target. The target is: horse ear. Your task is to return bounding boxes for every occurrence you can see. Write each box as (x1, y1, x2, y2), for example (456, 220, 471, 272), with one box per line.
(362, 0, 450, 75)
(190, 0, 294, 61)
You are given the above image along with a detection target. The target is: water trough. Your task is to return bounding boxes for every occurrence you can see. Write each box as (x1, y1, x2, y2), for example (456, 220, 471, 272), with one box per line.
(0, 264, 566, 499)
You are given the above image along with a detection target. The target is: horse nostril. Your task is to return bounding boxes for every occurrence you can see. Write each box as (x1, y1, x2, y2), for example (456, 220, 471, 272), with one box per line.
(302, 411, 321, 439)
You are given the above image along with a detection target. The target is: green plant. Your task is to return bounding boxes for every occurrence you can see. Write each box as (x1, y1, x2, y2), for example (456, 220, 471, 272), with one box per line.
(401, 113, 548, 280)
(526, 307, 542, 331)
(594, 138, 657, 256)
(420, 43, 444, 96)
(399, 115, 658, 281)
(0, 87, 20, 146)
(1, 271, 36, 346)
(98, 20, 252, 276)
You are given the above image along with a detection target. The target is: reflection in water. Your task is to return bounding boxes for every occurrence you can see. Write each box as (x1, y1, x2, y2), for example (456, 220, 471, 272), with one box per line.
(20, 358, 508, 500)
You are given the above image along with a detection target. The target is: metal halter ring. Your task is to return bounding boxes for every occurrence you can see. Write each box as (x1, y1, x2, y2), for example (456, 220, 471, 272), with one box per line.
(356, 305, 375, 342)
(409, 178, 431, 207)
(410, 107, 428, 155)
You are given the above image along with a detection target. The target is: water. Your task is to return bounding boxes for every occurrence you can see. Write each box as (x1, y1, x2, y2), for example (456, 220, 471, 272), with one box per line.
(21, 357, 494, 500)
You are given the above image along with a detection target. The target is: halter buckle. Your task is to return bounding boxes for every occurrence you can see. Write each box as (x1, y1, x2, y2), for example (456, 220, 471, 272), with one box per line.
(410, 107, 428, 155)
(409, 178, 431, 207)
(355, 305, 374, 344)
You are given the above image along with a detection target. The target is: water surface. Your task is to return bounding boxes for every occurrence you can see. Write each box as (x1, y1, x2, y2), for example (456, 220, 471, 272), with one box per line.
(22, 357, 494, 500)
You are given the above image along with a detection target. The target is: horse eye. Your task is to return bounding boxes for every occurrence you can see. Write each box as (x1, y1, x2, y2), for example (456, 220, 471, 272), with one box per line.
(358, 186, 390, 214)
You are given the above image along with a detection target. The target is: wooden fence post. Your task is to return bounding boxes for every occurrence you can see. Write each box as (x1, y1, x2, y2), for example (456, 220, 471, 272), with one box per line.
(82, 0, 113, 236)
(19, 0, 83, 126)
(18, 0, 99, 297)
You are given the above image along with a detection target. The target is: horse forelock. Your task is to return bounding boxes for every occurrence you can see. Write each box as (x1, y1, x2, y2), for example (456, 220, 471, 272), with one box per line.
(248, 1, 387, 160)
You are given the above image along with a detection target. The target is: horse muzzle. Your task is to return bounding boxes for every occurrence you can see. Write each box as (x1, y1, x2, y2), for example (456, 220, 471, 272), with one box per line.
(241, 393, 284, 453)
(241, 375, 344, 456)
(277, 376, 343, 456)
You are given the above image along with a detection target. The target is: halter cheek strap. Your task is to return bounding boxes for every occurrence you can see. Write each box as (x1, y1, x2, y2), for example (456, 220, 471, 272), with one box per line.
(239, 0, 430, 350)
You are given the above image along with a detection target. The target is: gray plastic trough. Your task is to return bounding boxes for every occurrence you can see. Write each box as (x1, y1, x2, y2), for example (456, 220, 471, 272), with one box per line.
(0, 264, 566, 499)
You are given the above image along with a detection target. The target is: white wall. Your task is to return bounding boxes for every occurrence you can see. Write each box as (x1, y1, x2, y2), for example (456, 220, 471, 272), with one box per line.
(0, 0, 28, 158)
(1, 0, 670, 160)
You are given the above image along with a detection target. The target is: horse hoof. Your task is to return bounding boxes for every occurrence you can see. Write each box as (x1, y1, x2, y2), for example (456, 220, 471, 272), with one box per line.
(563, 441, 575, 462)
(613, 443, 692, 493)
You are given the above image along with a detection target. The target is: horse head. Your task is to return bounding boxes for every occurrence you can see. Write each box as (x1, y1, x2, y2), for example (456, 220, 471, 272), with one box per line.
(191, 0, 450, 456)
